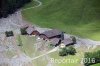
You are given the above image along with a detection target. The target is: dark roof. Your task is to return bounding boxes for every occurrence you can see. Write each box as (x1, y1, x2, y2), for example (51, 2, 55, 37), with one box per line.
(26, 26, 36, 34)
(41, 29, 62, 38)
(50, 38, 61, 45)
(62, 38, 73, 46)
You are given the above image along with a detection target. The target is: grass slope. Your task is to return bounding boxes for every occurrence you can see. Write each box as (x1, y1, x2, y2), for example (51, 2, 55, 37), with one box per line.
(19, 35, 36, 57)
(91, 63, 100, 66)
(22, 0, 100, 40)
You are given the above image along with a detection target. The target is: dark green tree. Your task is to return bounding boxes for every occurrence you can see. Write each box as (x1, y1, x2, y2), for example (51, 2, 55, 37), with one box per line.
(0, 0, 31, 18)
(84, 50, 100, 66)
(59, 47, 68, 56)
(67, 46, 76, 55)
(59, 46, 76, 56)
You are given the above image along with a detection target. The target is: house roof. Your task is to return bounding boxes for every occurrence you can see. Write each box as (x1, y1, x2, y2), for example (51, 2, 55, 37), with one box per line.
(20, 24, 29, 29)
(62, 38, 73, 46)
(41, 29, 62, 38)
(50, 38, 61, 45)
(26, 26, 36, 34)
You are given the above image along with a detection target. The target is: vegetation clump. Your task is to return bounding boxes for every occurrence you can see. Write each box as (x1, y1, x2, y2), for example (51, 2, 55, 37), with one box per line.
(20, 27, 28, 35)
(5, 31, 14, 37)
(0, 0, 31, 18)
(59, 46, 76, 56)
(17, 35, 23, 46)
(84, 50, 100, 66)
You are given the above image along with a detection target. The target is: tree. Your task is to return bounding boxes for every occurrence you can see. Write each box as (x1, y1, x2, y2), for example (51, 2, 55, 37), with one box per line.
(67, 46, 76, 55)
(59, 46, 76, 56)
(20, 27, 27, 35)
(70, 36, 76, 44)
(84, 50, 100, 66)
(0, 0, 32, 18)
(59, 47, 68, 56)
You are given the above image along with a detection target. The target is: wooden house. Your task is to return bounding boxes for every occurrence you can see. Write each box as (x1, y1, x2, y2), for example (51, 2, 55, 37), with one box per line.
(39, 29, 64, 40)
(50, 38, 61, 46)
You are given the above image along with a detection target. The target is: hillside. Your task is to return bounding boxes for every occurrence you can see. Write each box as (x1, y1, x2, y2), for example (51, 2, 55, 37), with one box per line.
(22, 0, 100, 40)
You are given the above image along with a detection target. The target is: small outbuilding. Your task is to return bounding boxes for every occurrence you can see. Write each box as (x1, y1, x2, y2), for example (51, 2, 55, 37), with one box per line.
(61, 36, 76, 46)
(50, 36, 76, 47)
(26, 26, 40, 35)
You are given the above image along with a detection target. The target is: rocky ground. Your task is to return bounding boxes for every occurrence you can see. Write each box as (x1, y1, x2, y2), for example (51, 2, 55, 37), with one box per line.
(0, 10, 53, 66)
(0, 11, 33, 66)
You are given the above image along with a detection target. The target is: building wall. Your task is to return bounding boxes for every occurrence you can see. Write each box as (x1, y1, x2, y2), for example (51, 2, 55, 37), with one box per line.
(39, 34, 48, 40)
(49, 35, 61, 39)
(31, 31, 40, 35)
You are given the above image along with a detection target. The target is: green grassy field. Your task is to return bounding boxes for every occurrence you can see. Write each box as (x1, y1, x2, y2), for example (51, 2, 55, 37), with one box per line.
(20, 0, 100, 65)
(18, 35, 36, 57)
(49, 51, 83, 66)
(91, 63, 100, 66)
(17, 35, 100, 66)
(18, 35, 46, 57)
(31, 46, 85, 66)
(22, 0, 100, 40)
(47, 46, 98, 66)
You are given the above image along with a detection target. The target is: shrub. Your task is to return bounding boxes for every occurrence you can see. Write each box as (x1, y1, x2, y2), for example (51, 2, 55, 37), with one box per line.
(70, 36, 76, 44)
(84, 50, 100, 66)
(17, 35, 23, 46)
(67, 46, 76, 55)
(59, 47, 68, 56)
(20, 28, 27, 35)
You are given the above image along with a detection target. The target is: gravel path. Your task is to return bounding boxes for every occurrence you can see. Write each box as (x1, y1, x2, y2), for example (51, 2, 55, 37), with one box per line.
(31, 46, 59, 61)
(21, 0, 42, 11)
